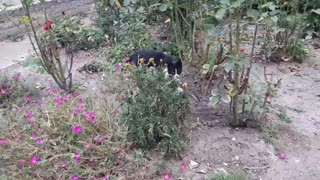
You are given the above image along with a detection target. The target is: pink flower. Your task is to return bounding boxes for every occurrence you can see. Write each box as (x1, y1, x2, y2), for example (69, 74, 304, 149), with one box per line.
(31, 132, 38, 139)
(115, 64, 122, 72)
(0, 89, 6, 94)
(118, 148, 125, 154)
(181, 162, 187, 171)
(15, 106, 22, 111)
(0, 139, 7, 145)
(29, 156, 40, 165)
(72, 91, 78, 97)
(12, 73, 20, 81)
(84, 111, 96, 124)
(78, 98, 84, 103)
(12, 135, 23, 142)
(70, 175, 78, 180)
(55, 98, 63, 105)
(163, 173, 172, 180)
(277, 152, 287, 160)
(59, 161, 67, 168)
(62, 96, 70, 101)
(73, 152, 80, 163)
(25, 110, 33, 122)
(123, 56, 130, 61)
(72, 125, 83, 134)
(94, 135, 106, 144)
(240, 48, 245, 54)
(24, 96, 31, 102)
(35, 138, 44, 145)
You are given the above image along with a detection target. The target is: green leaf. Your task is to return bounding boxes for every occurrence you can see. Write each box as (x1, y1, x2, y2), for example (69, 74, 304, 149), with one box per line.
(215, 8, 227, 19)
(221, 94, 231, 103)
(211, 89, 221, 96)
(231, 0, 245, 8)
(220, 0, 230, 5)
(159, 3, 168, 12)
(202, 64, 210, 70)
(223, 62, 234, 72)
(123, 0, 131, 6)
(312, 9, 320, 15)
(271, 16, 278, 22)
(209, 96, 220, 106)
(247, 9, 259, 20)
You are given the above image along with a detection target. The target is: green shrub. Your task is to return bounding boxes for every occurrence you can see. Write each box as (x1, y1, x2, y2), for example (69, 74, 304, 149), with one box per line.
(120, 66, 190, 158)
(38, 16, 105, 51)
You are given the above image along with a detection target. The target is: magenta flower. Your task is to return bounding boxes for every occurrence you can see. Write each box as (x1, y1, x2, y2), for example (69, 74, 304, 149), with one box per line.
(240, 48, 245, 54)
(31, 132, 38, 139)
(77, 105, 84, 113)
(55, 98, 63, 105)
(123, 56, 130, 61)
(29, 156, 40, 165)
(24, 96, 31, 102)
(72, 91, 78, 97)
(163, 173, 172, 180)
(35, 138, 44, 145)
(70, 175, 78, 180)
(84, 111, 96, 124)
(25, 110, 33, 122)
(59, 161, 67, 168)
(277, 152, 287, 160)
(73, 152, 80, 163)
(12, 73, 20, 81)
(78, 98, 84, 103)
(181, 162, 187, 171)
(0, 139, 7, 145)
(94, 135, 106, 144)
(0, 89, 6, 94)
(62, 96, 70, 101)
(115, 64, 122, 72)
(72, 125, 83, 134)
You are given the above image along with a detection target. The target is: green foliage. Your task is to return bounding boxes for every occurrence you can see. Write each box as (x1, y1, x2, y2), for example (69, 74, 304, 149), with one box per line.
(286, 40, 307, 63)
(208, 172, 247, 180)
(120, 66, 190, 158)
(38, 16, 105, 51)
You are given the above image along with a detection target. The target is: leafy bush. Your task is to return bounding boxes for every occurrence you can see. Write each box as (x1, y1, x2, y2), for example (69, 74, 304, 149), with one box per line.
(38, 16, 105, 51)
(0, 71, 35, 109)
(120, 66, 190, 158)
(0, 89, 136, 179)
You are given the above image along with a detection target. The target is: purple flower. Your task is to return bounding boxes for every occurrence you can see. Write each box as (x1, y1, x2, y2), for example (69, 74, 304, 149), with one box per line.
(70, 175, 78, 180)
(59, 161, 67, 168)
(72, 125, 83, 134)
(55, 98, 63, 105)
(24, 96, 31, 102)
(12, 73, 20, 81)
(163, 173, 171, 180)
(0, 89, 6, 94)
(25, 110, 33, 122)
(78, 98, 84, 103)
(29, 156, 40, 165)
(123, 56, 130, 61)
(62, 96, 70, 101)
(17, 160, 25, 169)
(72, 91, 78, 97)
(2, 83, 8, 88)
(277, 152, 287, 160)
(0, 139, 7, 145)
(35, 138, 44, 145)
(115, 64, 122, 72)
(181, 162, 187, 171)
(73, 152, 80, 163)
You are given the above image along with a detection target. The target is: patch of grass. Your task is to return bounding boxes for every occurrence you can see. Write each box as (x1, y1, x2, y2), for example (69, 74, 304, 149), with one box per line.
(208, 172, 248, 180)
(21, 56, 46, 73)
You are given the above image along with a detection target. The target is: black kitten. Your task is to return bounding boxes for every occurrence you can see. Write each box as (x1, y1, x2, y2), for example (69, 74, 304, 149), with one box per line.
(128, 49, 182, 76)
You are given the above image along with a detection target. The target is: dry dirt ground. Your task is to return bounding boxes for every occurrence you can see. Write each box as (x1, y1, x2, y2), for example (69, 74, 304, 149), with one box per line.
(1, 5, 320, 180)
